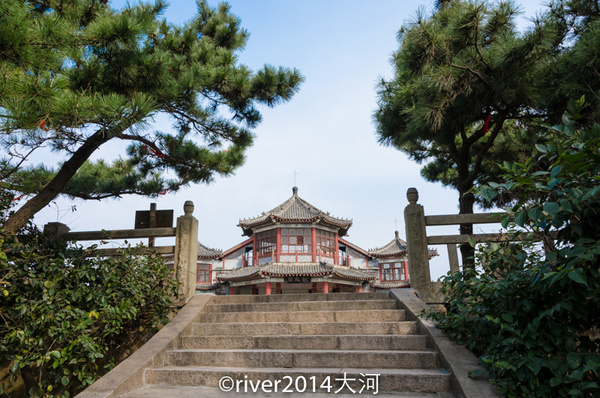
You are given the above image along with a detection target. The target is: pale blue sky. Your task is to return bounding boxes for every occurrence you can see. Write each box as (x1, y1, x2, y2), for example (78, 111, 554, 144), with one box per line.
(33, 0, 549, 279)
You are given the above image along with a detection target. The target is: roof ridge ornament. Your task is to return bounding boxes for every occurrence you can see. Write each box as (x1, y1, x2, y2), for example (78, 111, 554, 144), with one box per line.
(292, 186, 298, 195)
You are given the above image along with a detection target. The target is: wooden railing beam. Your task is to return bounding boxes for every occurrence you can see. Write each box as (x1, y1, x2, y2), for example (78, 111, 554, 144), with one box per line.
(57, 227, 176, 241)
(90, 246, 175, 257)
(425, 213, 504, 226)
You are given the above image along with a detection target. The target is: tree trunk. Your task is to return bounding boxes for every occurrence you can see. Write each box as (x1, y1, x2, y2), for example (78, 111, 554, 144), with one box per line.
(2, 129, 112, 235)
(459, 190, 475, 268)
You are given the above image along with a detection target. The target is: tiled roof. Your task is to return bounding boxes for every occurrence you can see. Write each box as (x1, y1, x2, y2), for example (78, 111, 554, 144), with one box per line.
(261, 262, 333, 277)
(163, 240, 222, 261)
(428, 248, 439, 258)
(369, 231, 408, 257)
(196, 283, 220, 290)
(216, 261, 375, 282)
(238, 187, 352, 235)
(197, 242, 222, 259)
(332, 265, 377, 281)
(371, 281, 411, 289)
(369, 231, 438, 259)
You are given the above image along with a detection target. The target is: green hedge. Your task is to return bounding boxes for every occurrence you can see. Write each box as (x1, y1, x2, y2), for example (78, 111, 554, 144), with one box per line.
(428, 99, 600, 397)
(0, 221, 179, 397)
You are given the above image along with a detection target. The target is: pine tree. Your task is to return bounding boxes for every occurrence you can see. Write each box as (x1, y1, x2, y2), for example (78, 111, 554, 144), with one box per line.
(0, 0, 303, 235)
(374, 0, 562, 265)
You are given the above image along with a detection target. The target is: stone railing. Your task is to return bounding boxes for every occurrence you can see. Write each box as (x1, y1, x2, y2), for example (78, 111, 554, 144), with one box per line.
(44, 201, 199, 301)
(404, 187, 558, 303)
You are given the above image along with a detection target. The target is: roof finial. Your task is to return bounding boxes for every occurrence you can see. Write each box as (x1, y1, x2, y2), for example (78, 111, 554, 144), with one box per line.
(292, 186, 298, 195)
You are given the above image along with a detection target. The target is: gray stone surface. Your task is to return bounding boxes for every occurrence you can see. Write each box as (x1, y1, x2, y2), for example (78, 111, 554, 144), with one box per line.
(191, 321, 418, 336)
(391, 289, 502, 398)
(120, 385, 454, 397)
(181, 334, 428, 351)
(173, 203, 199, 300)
(204, 299, 398, 313)
(404, 188, 433, 293)
(144, 366, 452, 393)
(209, 291, 390, 304)
(199, 309, 405, 323)
(79, 291, 466, 397)
(165, 349, 438, 369)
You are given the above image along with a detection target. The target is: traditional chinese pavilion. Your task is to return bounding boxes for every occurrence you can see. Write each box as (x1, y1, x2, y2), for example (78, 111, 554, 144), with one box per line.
(188, 187, 436, 295)
(368, 231, 411, 290)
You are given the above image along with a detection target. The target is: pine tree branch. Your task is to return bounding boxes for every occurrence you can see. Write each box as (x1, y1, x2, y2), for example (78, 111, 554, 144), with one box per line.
(443, 60, 492, 89)
(167, 107, 238, 145)
(449, 131, 462, 165)
(466, 111, 507, 187)
(69, 190, 140, 200)
(2, 122, 134, 235)
(473, 14, 494, 76)
(119, 134, 169, 159)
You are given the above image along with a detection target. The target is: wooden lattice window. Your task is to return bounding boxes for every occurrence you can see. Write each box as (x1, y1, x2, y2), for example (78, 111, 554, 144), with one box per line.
(316, 229, 336, 259)
(197, 263, 211, 283)
(281, 228, 312, 253)
(256, 229, 277, 259)
(380, 261, 407, 282)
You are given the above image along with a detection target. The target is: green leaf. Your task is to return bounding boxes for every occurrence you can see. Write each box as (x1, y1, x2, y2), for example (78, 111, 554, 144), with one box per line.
(567, 352, 581, 369)
(527, 207, 542, 222)
(515, 212, 527, 227)
(550, 377, 562, 387)
(559, 199, 573, 213)
(550, 165, 562, 180)
(543, 202, 561, 217)
(502, 313, 514, 323)
(567, 269, 588, 286)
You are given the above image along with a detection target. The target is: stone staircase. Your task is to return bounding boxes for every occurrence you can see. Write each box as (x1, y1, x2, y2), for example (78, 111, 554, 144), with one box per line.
(120, 292, 453, 396)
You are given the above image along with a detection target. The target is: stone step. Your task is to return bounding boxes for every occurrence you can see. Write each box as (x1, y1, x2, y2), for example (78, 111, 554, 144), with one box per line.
(198, 309, 405, 323)
(192, 321, 418, 336)
(209, 292, 391, 304)
(144, 366, 452, 394)
(180, 334, 428, 351)
(205, 299, 398, 313)
(166, 349, 438, 369)
(120, 385, 455, 398)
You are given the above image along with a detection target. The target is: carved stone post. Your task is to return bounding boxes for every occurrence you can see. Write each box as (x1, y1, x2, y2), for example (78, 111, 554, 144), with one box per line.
(174, 201, 199, 301)
(43, 222, 70, 238)
(404, 188, 432, 293)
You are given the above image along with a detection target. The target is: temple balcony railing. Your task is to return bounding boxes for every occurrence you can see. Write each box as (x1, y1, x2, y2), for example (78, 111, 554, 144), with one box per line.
(244, 250, 346, 266)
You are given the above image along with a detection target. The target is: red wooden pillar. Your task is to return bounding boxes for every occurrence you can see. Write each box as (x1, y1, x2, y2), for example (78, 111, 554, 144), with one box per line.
(323, 281, 329, 294)
(276, 228, 281, 262)
(311, 228, 317, 262)
(357, 284, 363, 293)
(334, 235, 339, 265)
(251, 235, 257, 266)
(265, 281, 272, 295)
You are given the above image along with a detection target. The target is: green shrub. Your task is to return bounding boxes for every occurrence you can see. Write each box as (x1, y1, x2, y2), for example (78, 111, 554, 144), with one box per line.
(428, 98, 600, 397)
(0, 221, 179, 397)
